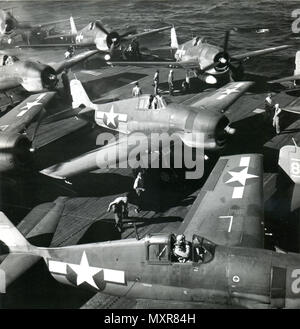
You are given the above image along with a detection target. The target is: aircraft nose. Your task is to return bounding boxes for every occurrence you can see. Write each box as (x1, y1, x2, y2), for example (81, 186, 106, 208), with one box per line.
(41, 66, 58, 90)
(191, 111, 230, 150)
(214, 51, 230, 72)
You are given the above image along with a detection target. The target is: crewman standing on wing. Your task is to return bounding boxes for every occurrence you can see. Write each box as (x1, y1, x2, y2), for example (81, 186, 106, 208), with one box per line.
(153, 70, 159, 95)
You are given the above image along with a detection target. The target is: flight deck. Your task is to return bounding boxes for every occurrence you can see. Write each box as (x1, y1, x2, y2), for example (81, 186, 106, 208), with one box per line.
(1, 60, 300, 308)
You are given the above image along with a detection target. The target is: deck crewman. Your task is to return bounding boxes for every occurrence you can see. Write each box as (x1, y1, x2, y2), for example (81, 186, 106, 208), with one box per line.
(133, 172, 145, 213)
(272, 103, 282, 134)
(132, 81, 142, 97)
(153, 69, 159, 95)
(107, 196, 129, 232)
(264, 93, 274, 123)
(168, 69, 174, 96)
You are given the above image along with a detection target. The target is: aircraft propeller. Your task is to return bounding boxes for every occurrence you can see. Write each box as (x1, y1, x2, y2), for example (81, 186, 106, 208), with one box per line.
(201, 30, 244, 79)
(94, 20, 139, 56)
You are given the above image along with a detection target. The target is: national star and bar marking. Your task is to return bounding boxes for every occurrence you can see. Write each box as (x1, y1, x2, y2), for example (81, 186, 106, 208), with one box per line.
(225, 156, 258, 199)
(47, 251, 125, 289)
(216, 82, 244, 100)
(17, 93, 46, 117)
(96, 104, 127, 128)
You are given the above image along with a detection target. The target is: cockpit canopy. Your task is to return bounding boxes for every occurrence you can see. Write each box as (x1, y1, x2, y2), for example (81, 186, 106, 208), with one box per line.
(145, 233, 216, 264)
(0, 54, 19, 66)
(137, 94, 167, 111)
(192, 36, 208, 46)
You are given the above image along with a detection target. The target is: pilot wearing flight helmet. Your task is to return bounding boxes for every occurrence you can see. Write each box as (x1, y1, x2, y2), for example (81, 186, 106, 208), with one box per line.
(173, 234, 191, 262)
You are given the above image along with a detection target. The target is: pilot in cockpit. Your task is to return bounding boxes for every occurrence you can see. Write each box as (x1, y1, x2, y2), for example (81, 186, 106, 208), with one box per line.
(193, 36, 207, 47)
(147, 95, 158, 110)
(3, 55, 14, 66)
(173, 234, 191, 262)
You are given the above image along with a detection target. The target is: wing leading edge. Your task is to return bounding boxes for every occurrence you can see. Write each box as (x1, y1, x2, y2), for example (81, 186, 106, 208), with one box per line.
(189, 81, 253, 114)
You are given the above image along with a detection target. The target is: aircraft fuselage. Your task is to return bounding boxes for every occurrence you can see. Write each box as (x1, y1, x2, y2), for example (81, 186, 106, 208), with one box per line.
(92, 94, 229, 150)
(175, 39, 229, 79)
(0, 59, 57, 92)
(35, 233, 300, 309)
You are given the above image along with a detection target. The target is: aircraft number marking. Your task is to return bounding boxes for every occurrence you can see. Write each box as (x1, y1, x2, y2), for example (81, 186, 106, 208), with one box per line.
(291, 269, 300, 294)
(292, 9, 300, 34)
(219, 216, 233, 232)
(290, 158, 300, 177)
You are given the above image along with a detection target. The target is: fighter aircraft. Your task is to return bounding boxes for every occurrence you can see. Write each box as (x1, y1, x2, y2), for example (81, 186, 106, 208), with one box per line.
(278, 138, 300, 213)
(279, 138, 300, 185)
(108, 27, 291, 85)
(20, 16, 172, 60)
(0, 8, 73, 46)
(0, 48, 99, 94)
(40, 79, 253, 180)
(2, 154, 300, 308)
(269, 50, 300, 86)
(0, 90, 56, 173)
(0, 197, 67, 293)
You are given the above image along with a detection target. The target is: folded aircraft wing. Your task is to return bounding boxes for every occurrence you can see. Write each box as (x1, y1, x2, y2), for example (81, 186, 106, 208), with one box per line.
(269, 74, 300, 84)
(50, 49, 99, 74)
(232, 45, 291, 61)
(107, 59, 197, 69)
(177, 154, 264, 248)
(40, 132, 173, 179)
(0, 91, 56, 134)
(281, 96, 300, 114)
(31, 17, 80, 28)
(122, 25, 172, 40)
(189, 81, 253, 113)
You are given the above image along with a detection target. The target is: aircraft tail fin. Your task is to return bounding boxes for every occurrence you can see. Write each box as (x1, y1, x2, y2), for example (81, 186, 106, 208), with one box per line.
(0, 212, 33, 253)
(170, 26, 179, 49)
(70, 78, 95, 110)
(70, 15, 77, 35)
(0, 212, 41, 293)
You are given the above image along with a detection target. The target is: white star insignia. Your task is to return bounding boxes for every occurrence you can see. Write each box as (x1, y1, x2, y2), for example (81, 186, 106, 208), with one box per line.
(69, 251, 101, 289)
(225, 167, 258, 186)
(222, 87, 239, 95)
(20, 93, 46, 110)
(104, 105, 118, 127)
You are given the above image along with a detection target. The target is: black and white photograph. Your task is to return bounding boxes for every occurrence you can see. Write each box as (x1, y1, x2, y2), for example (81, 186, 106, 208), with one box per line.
(0, 0, 300, 314)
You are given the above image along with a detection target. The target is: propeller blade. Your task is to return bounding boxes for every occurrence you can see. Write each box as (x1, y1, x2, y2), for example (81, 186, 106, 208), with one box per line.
(94, 20, 110, 35)
(119, 30, 137, 40)
(109, 42, 115, 55)
(223, 30, 230, 53)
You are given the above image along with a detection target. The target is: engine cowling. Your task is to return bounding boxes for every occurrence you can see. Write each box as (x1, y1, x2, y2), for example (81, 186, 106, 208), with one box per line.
(20, 61, 58, 92)
(191, 110, 231, 150)
(213, 51, 230, 72)
(0, 133, 32, 172)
